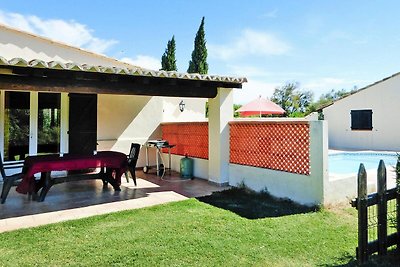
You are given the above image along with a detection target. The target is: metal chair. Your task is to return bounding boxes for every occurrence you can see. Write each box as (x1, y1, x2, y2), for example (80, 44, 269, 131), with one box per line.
(0, 152, 24, 204)
(125, 143, 141, 186)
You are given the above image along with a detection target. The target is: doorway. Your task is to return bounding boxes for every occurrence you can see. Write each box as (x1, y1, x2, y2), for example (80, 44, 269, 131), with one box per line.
(4, 91, 30, 161)
(2, 91, 61, 161)
(38, 92, 61, 154)
(68, 93, 97, 155)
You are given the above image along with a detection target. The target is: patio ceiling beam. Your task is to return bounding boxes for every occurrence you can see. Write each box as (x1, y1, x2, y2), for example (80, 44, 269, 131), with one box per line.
(0, 66, 244, 97)
(0, 73, 220, 98)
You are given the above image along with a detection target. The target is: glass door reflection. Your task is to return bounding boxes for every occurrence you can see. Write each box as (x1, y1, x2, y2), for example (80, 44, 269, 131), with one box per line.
(38, 93, 61, 155)
(4, 91, 30, 161)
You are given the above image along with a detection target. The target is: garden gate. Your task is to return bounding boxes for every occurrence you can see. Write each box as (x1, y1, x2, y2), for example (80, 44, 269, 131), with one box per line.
(351, 160, 400, 263)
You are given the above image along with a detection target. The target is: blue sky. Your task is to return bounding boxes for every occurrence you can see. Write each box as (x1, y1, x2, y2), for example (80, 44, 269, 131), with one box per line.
(1, 1, 400, 104)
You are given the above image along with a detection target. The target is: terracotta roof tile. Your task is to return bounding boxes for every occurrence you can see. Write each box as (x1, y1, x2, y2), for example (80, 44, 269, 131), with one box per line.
(0, 56, 247, 87)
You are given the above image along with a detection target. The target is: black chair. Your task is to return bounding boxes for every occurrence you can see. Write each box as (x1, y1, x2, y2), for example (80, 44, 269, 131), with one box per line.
(125, 143, 141, 186)
(0, 152, 24, 204)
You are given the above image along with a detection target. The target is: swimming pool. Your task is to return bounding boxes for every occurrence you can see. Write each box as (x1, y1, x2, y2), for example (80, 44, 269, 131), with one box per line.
(329, 152, 398, 175)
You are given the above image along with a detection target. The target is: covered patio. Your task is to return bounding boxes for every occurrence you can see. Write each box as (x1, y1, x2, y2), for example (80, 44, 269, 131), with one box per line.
(0, 56, 243, 230)
(0, 171, 230, 232)
(0, 23, 248, 232)
(0, 58, 245, 178)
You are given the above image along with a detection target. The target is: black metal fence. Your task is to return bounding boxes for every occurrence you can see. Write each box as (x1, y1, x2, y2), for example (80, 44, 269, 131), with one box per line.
(351, 160, 400, 264)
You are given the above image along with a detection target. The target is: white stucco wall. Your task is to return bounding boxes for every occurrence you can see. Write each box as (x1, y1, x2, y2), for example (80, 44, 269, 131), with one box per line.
(160, 119, 361, 205)
(97, 94, 206, 167)
(0, 24, 131, 68)
(97, 94, 162, 165)
(208, 88, 233, 185)
(162, 97, 207, 122)
(229, 120, 328, 206)
(323, 74, 400, 151)
(0, 24, 208, 168)
(167, 154, 209, 180)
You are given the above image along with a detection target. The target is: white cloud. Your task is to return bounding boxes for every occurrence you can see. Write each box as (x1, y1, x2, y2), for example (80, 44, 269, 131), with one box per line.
(227, 64, 269, 77)
(304, 77, 345, 89)
(209, 29, 291, 61)
(234, 79, 280, 104)
(120, 55, 161, 70)
(226, 64, 309, 79)
(303, 77, 364, 97)
(0, 10, 117, 54)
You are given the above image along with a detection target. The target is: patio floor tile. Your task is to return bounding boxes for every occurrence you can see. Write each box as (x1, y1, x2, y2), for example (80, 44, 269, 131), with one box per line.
(0, 171, 228, 233)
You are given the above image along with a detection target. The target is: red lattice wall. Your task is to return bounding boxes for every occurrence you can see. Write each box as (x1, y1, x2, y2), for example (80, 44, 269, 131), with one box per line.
(161, 122, 209, 159)
(229, 121, 310, 175)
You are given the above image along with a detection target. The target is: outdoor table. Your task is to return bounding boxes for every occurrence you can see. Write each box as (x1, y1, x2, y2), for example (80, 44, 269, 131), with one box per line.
(16, 151, 128, 202)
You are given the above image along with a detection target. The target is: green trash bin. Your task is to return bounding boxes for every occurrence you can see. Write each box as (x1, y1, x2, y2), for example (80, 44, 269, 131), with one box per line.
(180, 155, 193, 179)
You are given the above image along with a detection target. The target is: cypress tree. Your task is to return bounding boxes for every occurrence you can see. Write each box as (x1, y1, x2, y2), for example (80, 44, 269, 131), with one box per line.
(187, 17, 208, 74)
(160, 35, 177, 71)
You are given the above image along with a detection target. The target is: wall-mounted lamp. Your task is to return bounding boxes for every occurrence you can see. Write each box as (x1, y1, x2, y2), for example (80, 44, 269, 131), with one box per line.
(179, 100, 185, 112)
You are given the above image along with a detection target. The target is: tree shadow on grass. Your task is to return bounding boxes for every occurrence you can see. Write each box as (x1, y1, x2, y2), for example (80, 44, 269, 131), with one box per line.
(318, 249, 400, 267)
(196, 186, 319, 219)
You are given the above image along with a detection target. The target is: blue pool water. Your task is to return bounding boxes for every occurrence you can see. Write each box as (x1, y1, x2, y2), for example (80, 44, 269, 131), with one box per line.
(329, 152, 398, 175)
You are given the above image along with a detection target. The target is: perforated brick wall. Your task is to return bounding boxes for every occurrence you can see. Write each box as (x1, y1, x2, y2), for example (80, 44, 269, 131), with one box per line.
(162, 121, 311, 175)
(161, 122, 209, 159)
(229, 121, 310, 175)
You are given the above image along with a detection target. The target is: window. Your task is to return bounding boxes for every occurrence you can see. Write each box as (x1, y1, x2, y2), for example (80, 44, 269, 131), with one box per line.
(351, 109, 373, 130)
(4, 91, 30, 161)
(38, 93, 61, 154)
(2, 91, 62, 160)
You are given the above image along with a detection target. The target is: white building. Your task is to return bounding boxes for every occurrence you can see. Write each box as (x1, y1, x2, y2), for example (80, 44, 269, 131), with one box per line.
(0, 23, 245, 182)
(320, 72, 400, 151)
(0, 23, 338, 206)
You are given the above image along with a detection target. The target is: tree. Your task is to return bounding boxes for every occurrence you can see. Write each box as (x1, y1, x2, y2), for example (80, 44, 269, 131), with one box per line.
(313, 87, 358, 108)
(270, 82, 296, 115)
(187, 17, 208, 74)
(233, 104, 242, 118)
(160, 35, 177, 71)
(306, 86, 358, 116)
(270, 82, 314, 117)
(205, 103, 241, 118)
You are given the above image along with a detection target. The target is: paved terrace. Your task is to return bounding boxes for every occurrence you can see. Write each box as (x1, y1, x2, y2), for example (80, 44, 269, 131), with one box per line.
(0, 171, 229, 233)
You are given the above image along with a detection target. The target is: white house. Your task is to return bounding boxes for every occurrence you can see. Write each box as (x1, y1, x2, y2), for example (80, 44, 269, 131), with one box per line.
(0, 23, 340, 206)
(0, 23, 246, 186)
(320, 72, 400, 151)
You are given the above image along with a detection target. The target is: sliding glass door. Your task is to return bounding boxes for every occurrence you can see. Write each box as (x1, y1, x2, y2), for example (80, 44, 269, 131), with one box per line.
(38, 93, 61, 154)
(4, 91, 30, 161)
(2, 91, 62, 161)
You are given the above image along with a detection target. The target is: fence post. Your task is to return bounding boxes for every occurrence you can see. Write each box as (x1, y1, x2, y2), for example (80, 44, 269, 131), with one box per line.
(396, 160, 400, 252)
(357, 163, 368, 263)
(377, 160, 387, 256)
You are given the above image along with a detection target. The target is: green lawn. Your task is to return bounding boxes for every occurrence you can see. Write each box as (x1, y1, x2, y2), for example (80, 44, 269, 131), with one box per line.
(0, 192, 397, 266)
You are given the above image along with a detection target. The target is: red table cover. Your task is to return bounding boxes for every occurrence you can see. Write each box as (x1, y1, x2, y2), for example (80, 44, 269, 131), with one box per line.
(16, 151, 128, 194)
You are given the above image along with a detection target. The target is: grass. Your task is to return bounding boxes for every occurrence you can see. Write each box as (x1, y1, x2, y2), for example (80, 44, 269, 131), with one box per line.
(0, 188, 398, 266)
